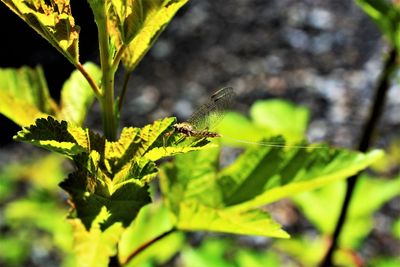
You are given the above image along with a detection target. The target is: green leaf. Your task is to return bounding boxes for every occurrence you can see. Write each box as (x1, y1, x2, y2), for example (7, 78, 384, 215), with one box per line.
(0, 236, 30, 266)
(160, 147, 289, 238)
(293, 174, 400, 248)
(369, 258, 400, 267)
(250, 99, 309, 142)
(14, 116, 88, 157)
(4, 198, 73, 252)
(160, 139, 383, 237)
(115, 0, 188, 71)
(70, 207, 124, 267)
(1, 0, 80, 64)
(273, 236, 326, 266)
(216, 112, 266, 146)
(0, 66, 57, 126)
(105, 117, 175, 166)
(59, 166, 152, 230)
(105, 117, 213, 170)
(0, 154, 65, 191)
(236, 250, 281, 267)
(119, 202, 184, 266)
(60, 62, 101, 126)
(355, 0, 400, 49)
(222, 146, 383, 213)
(181, 239, 235, 267)
(177, 201, 289, 238)
(217, 100, 310, 148)
(161, 147, 223, 213)
(393, 219, 400, 240)
(181, 239, 282, 267)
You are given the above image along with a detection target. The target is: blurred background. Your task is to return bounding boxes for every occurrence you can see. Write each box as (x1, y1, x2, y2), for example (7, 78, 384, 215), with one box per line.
(0, 0, 399, 266)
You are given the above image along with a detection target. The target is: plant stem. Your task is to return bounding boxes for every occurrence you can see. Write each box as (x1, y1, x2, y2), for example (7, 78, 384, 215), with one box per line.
(118, 70, 131, 112)
(96, 3, 117, 141)
(122, 228, 176, 265)
(319, 47, 398, 267)
(76, 62, 101, 96)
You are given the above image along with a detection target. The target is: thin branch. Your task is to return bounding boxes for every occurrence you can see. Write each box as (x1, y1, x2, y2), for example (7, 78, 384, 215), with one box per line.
(122, 228, 177, 265)
(319, 47, 398, 267)
(76, 63, 101, 96)
(118, 70, 132, 112)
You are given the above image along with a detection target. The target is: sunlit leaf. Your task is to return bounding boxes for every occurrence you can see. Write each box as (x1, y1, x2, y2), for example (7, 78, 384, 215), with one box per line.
(14, 116, 89, 157)
(0, 236, 30, 266)
(250, 99, 309, 142)
(369, 257, 400, 267)
(70, 207, 124, 267)
(293, 174, 400, 248)
(60, 62, 101, 126)
(181, 239, 235, 267)
(218, 99, 309, 148)
(4, 198, 73, 252)
(1, 0, 80, 64)
(273, 236, 327, 267)
(393, 219, 400, 240)
(105, 117, 175, 166)
(274, 234, 375, 267)
(119, 202, 184, 266)
(0, 154, 64, 191)
(59, 159, 152, 230)
(160, 147, 288, 238)
(223, 146, 383, 213)
(0, 66, 57, 126)
(116, 0, 188, 71)
(177, 201, 289, 238)
(160, 138, 383, 237)
(181, 238, 282, 267)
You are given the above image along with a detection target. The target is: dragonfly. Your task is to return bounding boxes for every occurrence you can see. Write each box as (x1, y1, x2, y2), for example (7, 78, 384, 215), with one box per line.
(168, 86, 325, 149)
(170, 86, 235, 138)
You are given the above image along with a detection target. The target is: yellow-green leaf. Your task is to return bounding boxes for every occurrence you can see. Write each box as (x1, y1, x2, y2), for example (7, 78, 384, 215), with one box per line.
(176, 201, 289, 238)
(160, 139, 384, 237)
(60, 62, 101, 126)
(70, 207, 124, 267)
(1, 0, 80, 64)
(118, 0, 188, 71)
(0, 66, 57, 126)
(224, 149, 384, 213)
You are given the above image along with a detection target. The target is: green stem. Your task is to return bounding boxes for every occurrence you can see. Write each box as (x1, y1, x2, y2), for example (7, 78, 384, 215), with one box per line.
(96, 3, 117, 141)
(76, 63, 101, 96)
(319, 47, 398, 267)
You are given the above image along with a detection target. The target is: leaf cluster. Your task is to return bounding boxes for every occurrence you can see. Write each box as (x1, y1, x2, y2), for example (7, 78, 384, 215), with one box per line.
(14, 116, 211, 231)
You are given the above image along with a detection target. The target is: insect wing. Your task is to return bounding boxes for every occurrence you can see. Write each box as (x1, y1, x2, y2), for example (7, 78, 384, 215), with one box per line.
(187, 87, 235, 130)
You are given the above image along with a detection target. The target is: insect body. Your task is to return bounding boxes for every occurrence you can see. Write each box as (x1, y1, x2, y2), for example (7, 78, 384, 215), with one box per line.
(169, 86, 234, 139)
(172, 122, 221, 137)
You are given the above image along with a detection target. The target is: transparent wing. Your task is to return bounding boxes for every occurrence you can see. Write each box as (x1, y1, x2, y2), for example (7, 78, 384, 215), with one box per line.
(187, 87, 235, 130)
